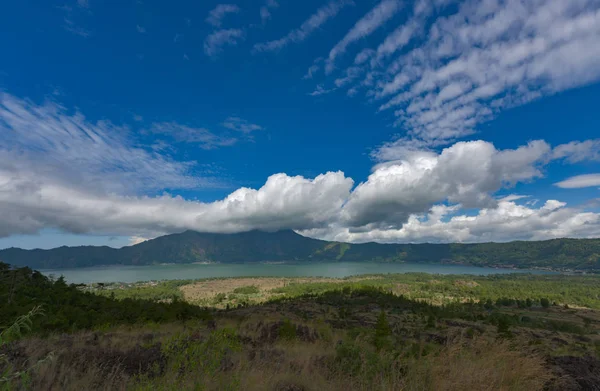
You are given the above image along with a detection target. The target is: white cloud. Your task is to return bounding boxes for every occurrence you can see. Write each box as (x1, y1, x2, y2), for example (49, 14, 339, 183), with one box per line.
(344, 140, 550, 229)
(64, 18, 91, 37)
(204, 29, 245, 57)
(0, 99, 600, 242)
(254, 0, 352, 52)
(260, 0, 279, 24)
(2, 93, 599, 243)
(372, 18, 421, 65)
(308, 84, 336, 96)
(221, 117, 263, 133)
(334, 66, 362, 87)
(0, 170, 353, 238)
(206, 4, 240, 27)
(148, 122, 238, 149)
(375, 0, 600, 148)
(354, 49, 375, 65)
(325, 0, 402, 73)
(303, 60, 322, 79)
(311, 0, 600, 154)
(555, 174, 600, 189)
(0, 93, 220, 195)
(301, 199, 600, 244)
(552, 139, 600, 163)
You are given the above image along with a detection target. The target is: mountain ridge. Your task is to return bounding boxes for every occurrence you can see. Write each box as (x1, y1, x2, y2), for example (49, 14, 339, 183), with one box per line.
(1, 230, 599, 271)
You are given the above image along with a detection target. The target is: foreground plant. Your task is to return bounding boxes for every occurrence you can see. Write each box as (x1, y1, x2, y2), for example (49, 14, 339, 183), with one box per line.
(0, 306, 54, 388)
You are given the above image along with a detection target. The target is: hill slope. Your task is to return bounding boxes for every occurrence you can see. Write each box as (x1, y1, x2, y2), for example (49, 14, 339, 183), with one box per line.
(1, 230, 599, 271)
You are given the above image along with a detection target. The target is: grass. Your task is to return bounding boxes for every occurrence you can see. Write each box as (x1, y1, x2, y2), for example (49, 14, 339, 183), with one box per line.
(2, 286, 599, 390)
(89, 273, 600, 310)
(4, 272, 600, 390)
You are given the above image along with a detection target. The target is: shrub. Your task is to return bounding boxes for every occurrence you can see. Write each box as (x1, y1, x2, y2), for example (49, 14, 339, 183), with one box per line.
(232, 285, 260, 295)
(278, 319, 297, 341)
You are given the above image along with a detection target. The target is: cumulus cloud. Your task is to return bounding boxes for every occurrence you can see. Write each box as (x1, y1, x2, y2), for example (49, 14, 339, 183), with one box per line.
(0, 170, 353, 238)
(253, 0, 352, 52)
(343, 140, 550, 229)
(301, 199, 600, 244)
(204, 29, 245, 57)
(206, 4, 240, 27)
(2, 92, 599, 242)
(555, 174, 600, 189)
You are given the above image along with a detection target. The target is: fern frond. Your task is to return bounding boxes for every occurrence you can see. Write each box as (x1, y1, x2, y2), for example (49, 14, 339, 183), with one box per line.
(0, 306, 44, 345)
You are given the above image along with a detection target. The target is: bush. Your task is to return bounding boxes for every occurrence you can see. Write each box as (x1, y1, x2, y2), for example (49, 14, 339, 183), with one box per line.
(232, 285, 260, 295)
(278, 319, 297, 341)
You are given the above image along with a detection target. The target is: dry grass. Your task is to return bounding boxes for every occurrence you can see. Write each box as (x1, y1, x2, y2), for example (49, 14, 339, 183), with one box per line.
(179, 276, 382, 303)
(403, 341, 550, 391)
(5, 288, 596, 391)
(3, 315, 554, 391)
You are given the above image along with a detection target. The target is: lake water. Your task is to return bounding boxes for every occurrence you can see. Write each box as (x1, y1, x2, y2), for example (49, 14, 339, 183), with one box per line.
(40, 262, 556, 284)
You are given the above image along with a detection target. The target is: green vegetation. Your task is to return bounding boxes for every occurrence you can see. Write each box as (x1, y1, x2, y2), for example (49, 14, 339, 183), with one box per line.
(0, 263, 211, 334)
(100, 272, 600, 310)
(232, 285, 260, 295)
(2, 229, 599, 271)
(2, 262, 600, 390)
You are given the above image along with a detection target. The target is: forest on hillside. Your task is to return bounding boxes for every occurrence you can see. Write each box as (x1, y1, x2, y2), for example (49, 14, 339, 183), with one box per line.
(1, 230, 599, 271)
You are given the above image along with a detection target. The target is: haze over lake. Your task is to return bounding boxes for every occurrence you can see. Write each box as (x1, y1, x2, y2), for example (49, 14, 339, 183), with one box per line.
(41, 262, 556, 284)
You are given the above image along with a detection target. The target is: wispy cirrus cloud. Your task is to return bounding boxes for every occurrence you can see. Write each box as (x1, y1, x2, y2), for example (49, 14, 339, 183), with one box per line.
(306, 0, 600, 161)
(308, 84, 336, 96)
(260, 0, 279, 24)
(148, 122, 238, 149)
(206, 4, 240, 27)
(0, 92, 211, 195)
(303, 58, 323, 79)
(204, 29, 245, 57)
(222, 117, 263, 134)
(253, 0, 353, 52)
(63, 17, 91, 37)
(325, 0, 402, 73)
(358, 0, 600, 157)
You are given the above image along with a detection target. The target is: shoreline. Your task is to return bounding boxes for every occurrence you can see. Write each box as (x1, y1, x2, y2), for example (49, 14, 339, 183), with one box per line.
(37, 259, 595, 274)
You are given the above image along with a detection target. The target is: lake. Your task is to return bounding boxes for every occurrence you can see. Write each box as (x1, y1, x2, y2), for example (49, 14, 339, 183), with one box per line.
(40, 262, 556, 284)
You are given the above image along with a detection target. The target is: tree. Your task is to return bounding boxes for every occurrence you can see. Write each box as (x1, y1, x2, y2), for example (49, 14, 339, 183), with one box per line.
(496, 315, 512, 336)
(374, 310, 391, 350)
(540, 298, 550, 308)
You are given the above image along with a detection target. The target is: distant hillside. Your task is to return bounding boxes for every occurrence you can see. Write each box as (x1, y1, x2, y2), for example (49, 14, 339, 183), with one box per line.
(1, 230, 599, 271)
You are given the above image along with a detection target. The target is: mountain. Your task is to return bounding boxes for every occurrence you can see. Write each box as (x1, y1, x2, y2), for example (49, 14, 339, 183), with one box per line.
(1, 230, 599, 271)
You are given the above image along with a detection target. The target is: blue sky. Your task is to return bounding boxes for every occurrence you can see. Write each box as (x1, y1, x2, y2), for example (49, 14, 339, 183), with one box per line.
(1, 0, 600, 249)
